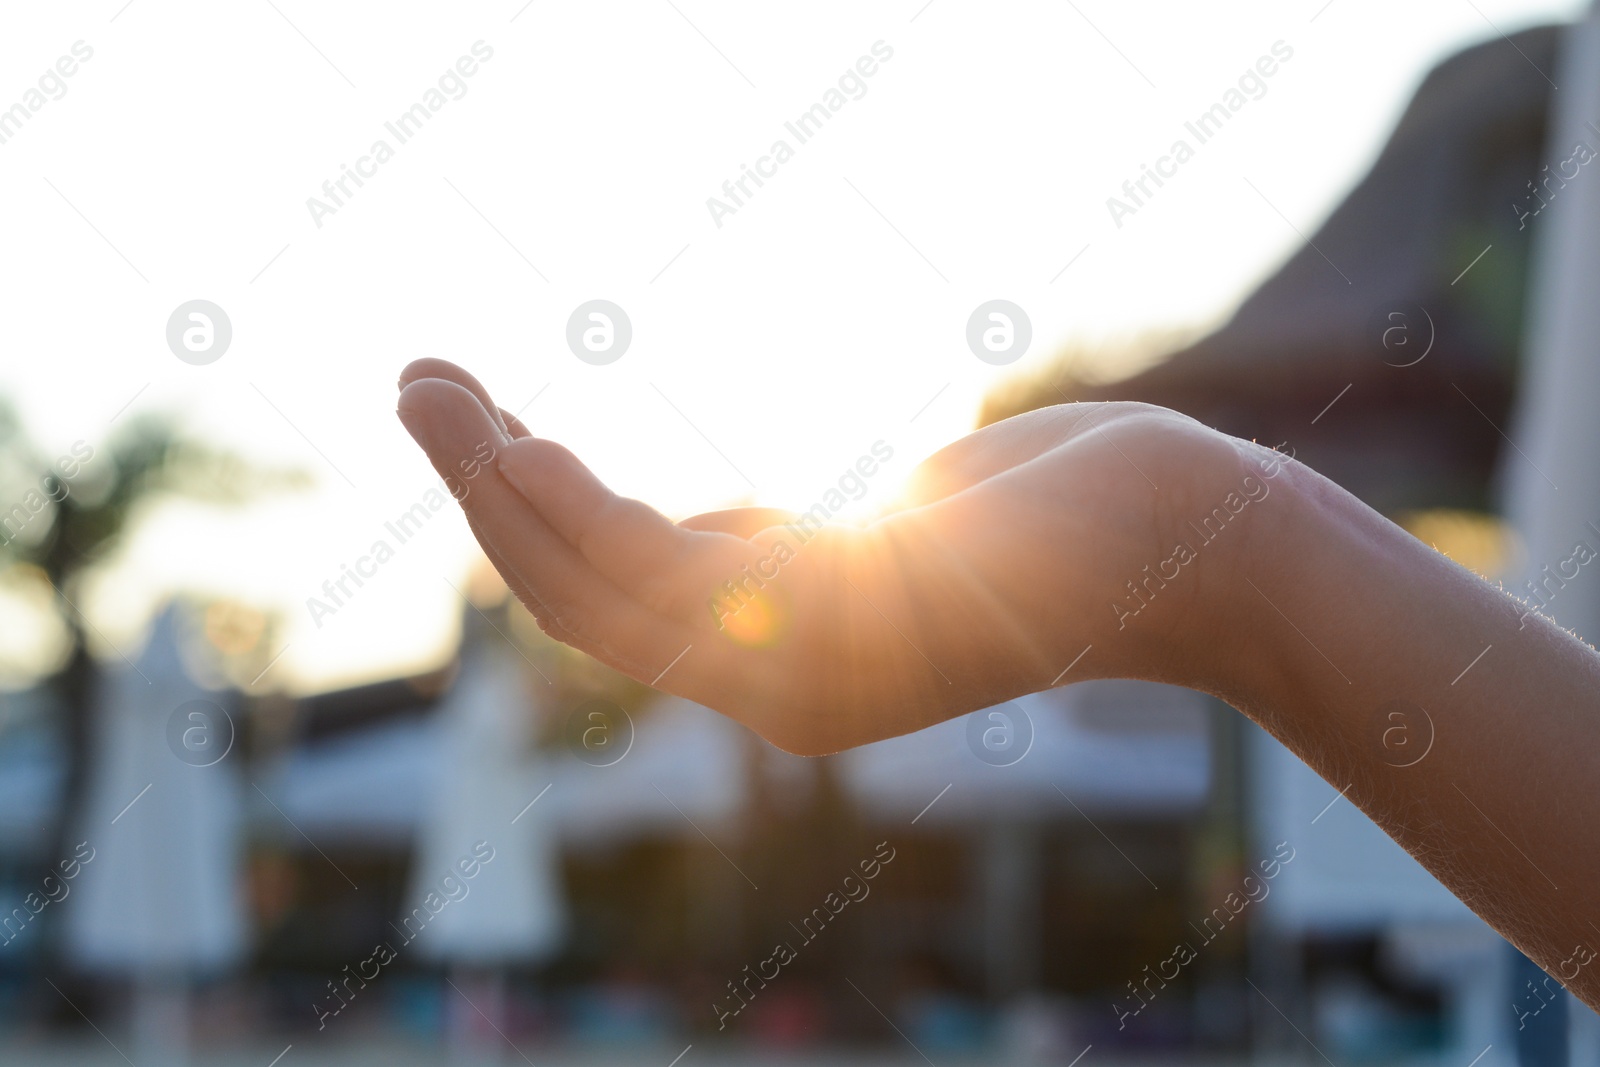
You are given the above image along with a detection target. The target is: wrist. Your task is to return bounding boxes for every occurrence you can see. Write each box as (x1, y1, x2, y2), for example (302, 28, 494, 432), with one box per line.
(1109, 430, 1308, 709)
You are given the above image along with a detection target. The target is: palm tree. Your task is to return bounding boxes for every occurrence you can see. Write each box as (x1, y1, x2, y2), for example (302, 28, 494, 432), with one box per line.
(0, 401, 302, 944)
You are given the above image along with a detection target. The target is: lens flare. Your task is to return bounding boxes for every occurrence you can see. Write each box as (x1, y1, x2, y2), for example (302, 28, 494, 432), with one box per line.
(717, 589, 787, 649)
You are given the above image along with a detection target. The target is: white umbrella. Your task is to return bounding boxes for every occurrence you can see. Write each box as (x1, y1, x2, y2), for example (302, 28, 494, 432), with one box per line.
(401, 629, 564, 1064)
(64, 603, 247, 1064)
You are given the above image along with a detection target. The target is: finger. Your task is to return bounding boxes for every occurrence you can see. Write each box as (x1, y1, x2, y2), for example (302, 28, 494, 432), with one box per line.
(394, 378, 561, 629)
(393, 359, 534, 442)
(499, 407, 533, 440)
(895, 403, 1098, 508)
(680, 507, 800, 538)
(497, 436, 755, 619)
(398, 358, 508, 438)
(390, 367, 547, 627)
(397, 378, 704, 678)
(460, 507, 570, 640)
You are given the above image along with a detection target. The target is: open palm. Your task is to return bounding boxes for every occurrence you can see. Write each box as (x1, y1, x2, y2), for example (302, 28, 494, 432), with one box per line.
(397, 359, 1277, 754)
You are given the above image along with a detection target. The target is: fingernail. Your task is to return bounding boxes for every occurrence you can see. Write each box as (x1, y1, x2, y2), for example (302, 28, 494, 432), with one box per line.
(497, 456, 534, 500)
(396, 407, 430, 451)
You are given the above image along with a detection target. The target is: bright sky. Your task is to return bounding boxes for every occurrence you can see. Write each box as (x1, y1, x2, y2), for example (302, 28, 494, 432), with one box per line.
(0, 0, 1585, 691)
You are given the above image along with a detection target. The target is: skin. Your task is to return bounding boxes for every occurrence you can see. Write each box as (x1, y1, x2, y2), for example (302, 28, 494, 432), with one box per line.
(397, 358, 1600, 1010)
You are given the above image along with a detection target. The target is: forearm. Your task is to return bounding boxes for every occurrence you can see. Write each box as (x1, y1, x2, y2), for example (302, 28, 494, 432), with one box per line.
(396, 366, 1599, 989)
(1220, 453, 1600, 1006)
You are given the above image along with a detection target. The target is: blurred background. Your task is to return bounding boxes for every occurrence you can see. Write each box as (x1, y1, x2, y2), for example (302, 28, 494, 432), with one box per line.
(1, 0, 1598, 1063)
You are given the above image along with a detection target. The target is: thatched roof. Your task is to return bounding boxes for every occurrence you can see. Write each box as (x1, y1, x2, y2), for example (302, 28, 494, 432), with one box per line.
(994, 26, 1563, 515)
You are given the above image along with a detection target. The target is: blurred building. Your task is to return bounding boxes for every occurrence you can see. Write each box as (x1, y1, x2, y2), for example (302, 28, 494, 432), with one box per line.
(0, 16, 1591, 1065)
(988, 16, 1595, 1067)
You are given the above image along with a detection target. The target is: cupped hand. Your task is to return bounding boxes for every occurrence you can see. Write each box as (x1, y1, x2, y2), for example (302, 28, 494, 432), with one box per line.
(397, 359, 1277, 754)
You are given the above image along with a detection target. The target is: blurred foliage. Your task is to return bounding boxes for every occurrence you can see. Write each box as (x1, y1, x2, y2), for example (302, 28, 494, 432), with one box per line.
(0, 401, 310, 588)
(0, 396, 309, 689)
(0, 395, 309, 879)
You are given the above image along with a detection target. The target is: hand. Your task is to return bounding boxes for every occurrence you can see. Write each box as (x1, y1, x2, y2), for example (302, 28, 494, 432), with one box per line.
(395, 360, 1600, 1012)
(396, 359, 1284, 754)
